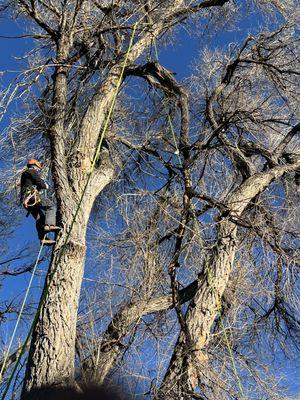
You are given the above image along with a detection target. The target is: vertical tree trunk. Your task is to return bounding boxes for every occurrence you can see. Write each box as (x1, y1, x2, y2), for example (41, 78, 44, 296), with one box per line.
(22, 223, 87, 393)
(159, 164, 300, 399)
(21, 167, 114, 397)
(159, 219, 237, 399)
(14, 3, 269, 396)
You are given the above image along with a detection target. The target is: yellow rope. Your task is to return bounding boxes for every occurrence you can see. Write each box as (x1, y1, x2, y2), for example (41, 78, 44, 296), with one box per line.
(91, 23, 138, 171)
(3, 18, 245, 400)
(152, 40, 182, 167)
(153, 37, 247, 399)
(1, 23, 138, 400)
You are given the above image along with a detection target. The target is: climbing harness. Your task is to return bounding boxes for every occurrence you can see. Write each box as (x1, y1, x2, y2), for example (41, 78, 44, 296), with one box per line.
(1, 22, 139, 400)
(22, 187, 41, 209)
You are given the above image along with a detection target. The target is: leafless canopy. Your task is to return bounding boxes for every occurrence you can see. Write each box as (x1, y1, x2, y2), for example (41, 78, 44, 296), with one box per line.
(0, 1, 299, 399)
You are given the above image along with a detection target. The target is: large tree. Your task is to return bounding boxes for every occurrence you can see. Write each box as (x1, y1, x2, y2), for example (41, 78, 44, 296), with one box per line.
(0, 1, 299, 399)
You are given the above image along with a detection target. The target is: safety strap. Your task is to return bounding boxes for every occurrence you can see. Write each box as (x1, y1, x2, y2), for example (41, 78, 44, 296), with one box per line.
(23, 188, 41, 209)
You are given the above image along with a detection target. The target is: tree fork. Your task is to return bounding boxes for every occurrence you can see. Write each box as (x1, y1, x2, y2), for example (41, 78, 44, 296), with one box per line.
(159, 160, 300, 398)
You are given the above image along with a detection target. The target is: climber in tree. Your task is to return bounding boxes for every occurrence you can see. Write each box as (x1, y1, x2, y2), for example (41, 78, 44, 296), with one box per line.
(20, 159, 61, 246)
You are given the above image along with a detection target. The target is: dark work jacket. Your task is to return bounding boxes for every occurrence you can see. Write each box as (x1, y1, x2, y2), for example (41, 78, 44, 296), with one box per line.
(20, 168, 47, 201)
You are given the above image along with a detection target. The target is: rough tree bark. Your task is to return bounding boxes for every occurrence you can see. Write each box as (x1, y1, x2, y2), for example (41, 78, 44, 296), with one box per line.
(2, 1, 294, 398)
(79, 278, 199, 385)
(159, 159, 300, 399)
(21, 1, 231, 395)
(22, 168, 113, 393)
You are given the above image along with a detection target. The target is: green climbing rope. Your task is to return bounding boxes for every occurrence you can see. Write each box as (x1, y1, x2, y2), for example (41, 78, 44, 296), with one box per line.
(152, 36, 246, 400)
(1, 22, 138, 400)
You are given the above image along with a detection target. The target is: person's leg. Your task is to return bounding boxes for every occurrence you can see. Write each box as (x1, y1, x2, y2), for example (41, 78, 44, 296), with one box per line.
(28, 206, 56, 245)
(30, 207, 45, 240)
(39, 197, 58, 228)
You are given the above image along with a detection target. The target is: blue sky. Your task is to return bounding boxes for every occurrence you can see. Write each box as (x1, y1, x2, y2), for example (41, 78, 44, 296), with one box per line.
(0, 6, 298, 399)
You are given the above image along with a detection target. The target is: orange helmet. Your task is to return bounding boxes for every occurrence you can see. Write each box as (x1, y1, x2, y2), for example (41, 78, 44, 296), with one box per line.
(27, 159, 42, 169)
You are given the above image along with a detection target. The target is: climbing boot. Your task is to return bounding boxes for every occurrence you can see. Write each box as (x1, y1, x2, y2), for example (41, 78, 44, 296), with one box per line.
(41, 238, 56, 246)
(44, 225, 62, 232)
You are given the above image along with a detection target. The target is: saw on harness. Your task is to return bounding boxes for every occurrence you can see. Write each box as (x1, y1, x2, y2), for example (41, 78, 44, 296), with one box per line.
(23, 187, 41, 209)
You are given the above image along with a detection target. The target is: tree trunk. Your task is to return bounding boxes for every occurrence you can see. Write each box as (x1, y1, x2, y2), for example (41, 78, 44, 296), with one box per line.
(78, 280, 199, 384)
(159, 162, 300, 399)
(22, 223, 86, 393)
(21, 165, 114, 397)
(159, 219, 237, 399)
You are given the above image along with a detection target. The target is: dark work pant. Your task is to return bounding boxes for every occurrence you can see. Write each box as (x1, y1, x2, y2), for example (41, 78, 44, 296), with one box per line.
(28, 197, 57, 240)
